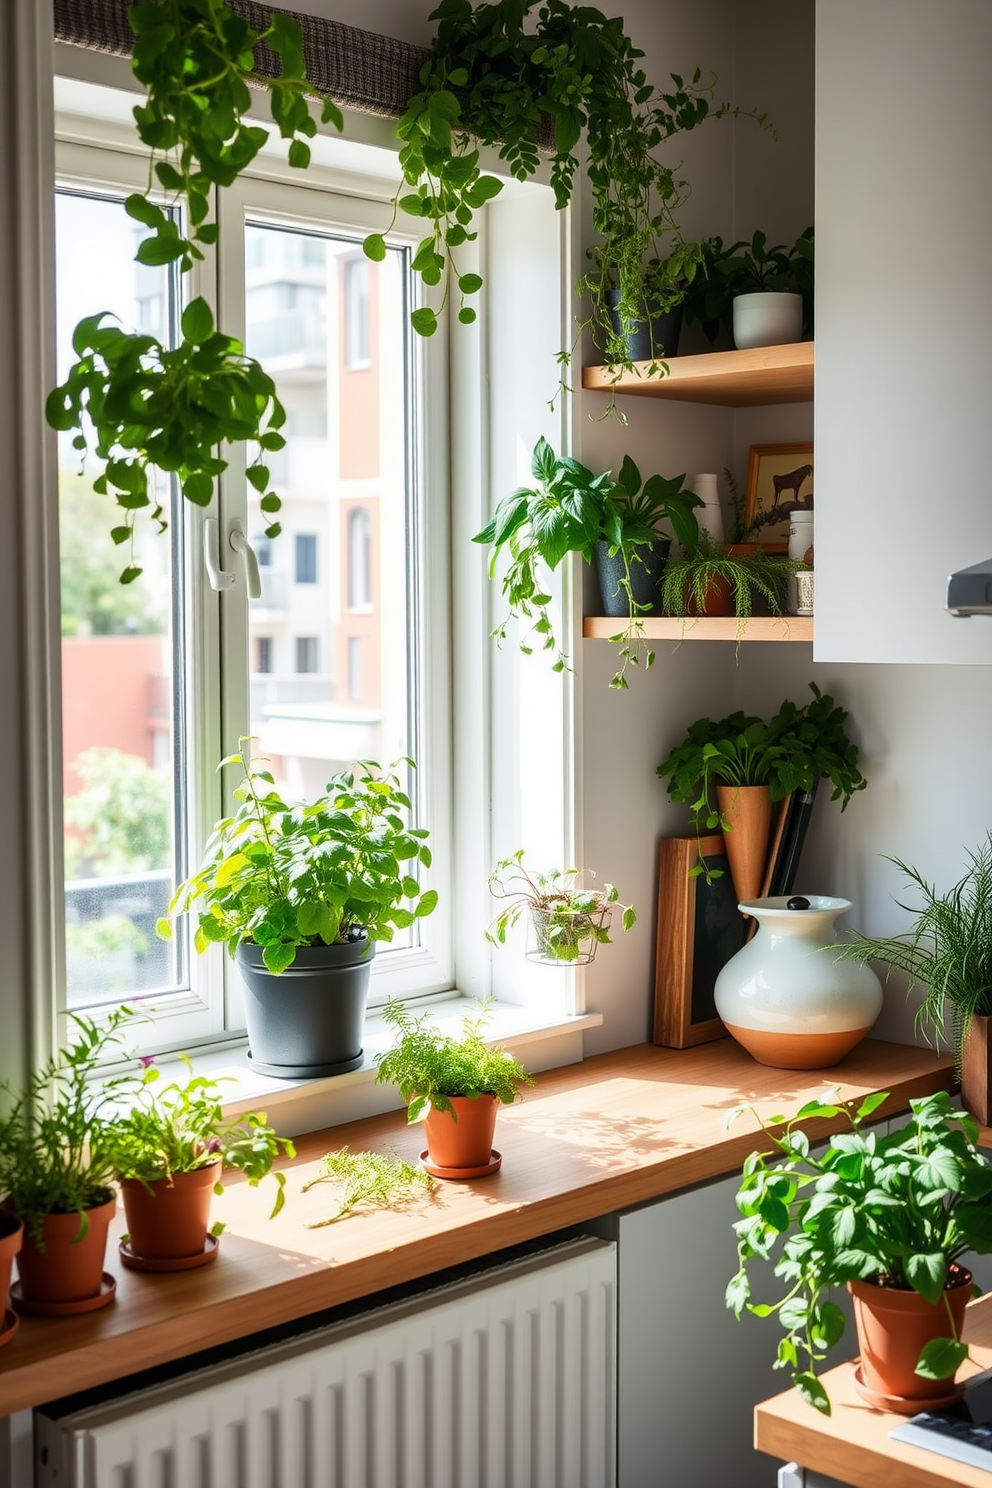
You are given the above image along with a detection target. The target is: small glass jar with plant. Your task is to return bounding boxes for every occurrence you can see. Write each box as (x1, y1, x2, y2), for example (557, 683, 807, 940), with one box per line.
(486, 849, 636, 965)
(375, 999, 534, 1178)
(727, 1088, 992, 1414)
(107, 1056, 294, 1270)
(161, 740, 438, 1077)
(474, 437, 701, 688)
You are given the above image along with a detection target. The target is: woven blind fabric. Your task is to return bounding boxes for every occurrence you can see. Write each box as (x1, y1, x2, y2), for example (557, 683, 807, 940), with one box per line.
(53, 0, 428, 120)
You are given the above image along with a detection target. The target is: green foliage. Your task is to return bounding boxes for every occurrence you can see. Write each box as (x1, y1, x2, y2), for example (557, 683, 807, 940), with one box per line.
(375, 998, 534, 1119)
(684, 227, 815, 345)
(301, 1146, 434, 1227)
(162, 740, 436, 974)
(486, 849, 635, 962)
(46, 299, 286, 583)
(64, 748, 171, 878)
(656, 683, 867, 876)
(726, 1089, 992, 1413)
(0, 1009, 137, 1239)
(106, 1055, 294, 1217)
(830, 836, 992, 1075)
(660, 530, 794, 632)
(58, 471, 167, 635)
(473, 436, 700, 686)
(374, 0, 765, 360)
(48, 0, 341, 578)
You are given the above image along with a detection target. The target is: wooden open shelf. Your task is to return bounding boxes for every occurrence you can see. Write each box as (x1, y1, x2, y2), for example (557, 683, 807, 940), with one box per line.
(581, 341, 814, 406)
(583, 615, 813, 643)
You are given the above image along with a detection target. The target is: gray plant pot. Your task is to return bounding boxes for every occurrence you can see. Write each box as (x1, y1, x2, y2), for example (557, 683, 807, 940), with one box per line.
(236, 937, 375, 1079)
(594, 537, 671, 617)
(605, 290, 684, 362)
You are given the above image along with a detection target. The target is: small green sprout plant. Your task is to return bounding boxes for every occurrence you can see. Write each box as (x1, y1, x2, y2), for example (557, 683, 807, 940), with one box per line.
(375, 999, 533, 1122)
(161, 740, 437, 974)
(106, 1056, 294, 1219)
(301, 1147, 434, 1228)
(727, 1089, 992, 1415)
(486, 850, 635, 964)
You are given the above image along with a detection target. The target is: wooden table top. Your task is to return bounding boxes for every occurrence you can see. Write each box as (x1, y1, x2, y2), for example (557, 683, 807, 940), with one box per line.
(0, 1037, 953, 1416)
(756, 1294, 992, 1488)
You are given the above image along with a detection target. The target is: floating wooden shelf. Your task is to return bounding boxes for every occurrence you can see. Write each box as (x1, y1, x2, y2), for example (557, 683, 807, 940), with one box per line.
(581, 341, 814, 406)
(583, 615, 813, 643)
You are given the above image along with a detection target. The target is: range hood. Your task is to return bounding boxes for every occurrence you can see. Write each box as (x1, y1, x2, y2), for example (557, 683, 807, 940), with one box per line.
(947, 557, 992, 616)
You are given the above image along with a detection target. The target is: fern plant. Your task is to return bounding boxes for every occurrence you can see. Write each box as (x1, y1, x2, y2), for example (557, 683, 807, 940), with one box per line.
(302, 1147, 434, 1227)
(830, 836, 992, 1074)
(375, 999, 533, 1121)
(660, 530, 794, 629)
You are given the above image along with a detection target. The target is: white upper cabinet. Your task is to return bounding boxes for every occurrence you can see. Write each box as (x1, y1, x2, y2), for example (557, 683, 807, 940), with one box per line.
(815, 0, 992, 663)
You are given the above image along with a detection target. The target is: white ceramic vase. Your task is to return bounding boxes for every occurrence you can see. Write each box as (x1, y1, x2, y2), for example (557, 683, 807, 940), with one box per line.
(688, 472, 723, 545)
(732, 291, 803, 350)
(714, 895, 882, 1069)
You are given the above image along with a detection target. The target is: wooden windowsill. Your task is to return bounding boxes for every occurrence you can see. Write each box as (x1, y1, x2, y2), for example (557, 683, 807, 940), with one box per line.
(0, 1038, 952, 1416)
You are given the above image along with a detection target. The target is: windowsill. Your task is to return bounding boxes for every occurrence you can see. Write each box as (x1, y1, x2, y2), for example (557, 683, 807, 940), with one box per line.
(149, 998, 603, 1137)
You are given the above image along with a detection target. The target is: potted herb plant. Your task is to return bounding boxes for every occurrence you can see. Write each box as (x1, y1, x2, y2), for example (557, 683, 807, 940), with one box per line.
(474, 437, 700, 689)
(0, 1011, 135, 1315)
(375, 999, 533, 1179)
(107, 1057, 294, 1271)
(486, 850, 636, 965)
(660, 529, 795, 627)
(829, 836, 992, 1121)
(727, 1089, 992, 1414)
(656, 683, 867, 896)
(161, 740, 437, 1079)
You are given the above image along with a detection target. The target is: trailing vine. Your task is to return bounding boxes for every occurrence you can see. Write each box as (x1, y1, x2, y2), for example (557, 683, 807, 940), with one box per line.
(47, 0, 343, 581)
(369, 0, 769, 384)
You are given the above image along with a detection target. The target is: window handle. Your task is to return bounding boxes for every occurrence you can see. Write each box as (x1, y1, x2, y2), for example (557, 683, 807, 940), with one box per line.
(230, 523, 262, 600)
(204, 518, 236, 591)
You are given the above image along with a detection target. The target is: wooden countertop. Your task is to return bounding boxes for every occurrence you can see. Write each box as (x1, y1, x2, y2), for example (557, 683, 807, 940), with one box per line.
(756, 1293, 992, 1488)
(0, 1038, 952, 1416)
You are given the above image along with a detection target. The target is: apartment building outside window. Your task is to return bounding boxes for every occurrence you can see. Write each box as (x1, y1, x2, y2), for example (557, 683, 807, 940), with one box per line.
(294, 532, 318, 584)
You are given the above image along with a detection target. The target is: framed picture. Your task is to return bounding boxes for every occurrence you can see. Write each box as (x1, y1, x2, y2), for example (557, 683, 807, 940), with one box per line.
(653, 834, 745, 1049)
(744, 442, 814, 552)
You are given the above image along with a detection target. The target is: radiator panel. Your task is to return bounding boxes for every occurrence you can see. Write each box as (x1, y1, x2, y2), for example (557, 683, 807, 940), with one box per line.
(36, 1238, 616, 1488)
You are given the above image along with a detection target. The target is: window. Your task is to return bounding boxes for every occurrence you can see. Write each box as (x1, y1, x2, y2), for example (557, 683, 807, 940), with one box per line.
(295, 636, 319, 674)
(347, 507, 372, 610)
(344, 255, 370, 369)
(294, 533, 317, 585)
(347, 635, 362, 701)
(51, 92, 456, 1045)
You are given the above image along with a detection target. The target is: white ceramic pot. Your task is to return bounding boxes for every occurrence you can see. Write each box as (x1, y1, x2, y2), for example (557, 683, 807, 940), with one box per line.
(687, 473, 723, 545)
(732, 291, 803, 350)
(714, 895, 882, 1069)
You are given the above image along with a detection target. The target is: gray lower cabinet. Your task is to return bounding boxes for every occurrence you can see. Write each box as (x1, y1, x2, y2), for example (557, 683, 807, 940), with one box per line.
(614, 1170, 856, 1488)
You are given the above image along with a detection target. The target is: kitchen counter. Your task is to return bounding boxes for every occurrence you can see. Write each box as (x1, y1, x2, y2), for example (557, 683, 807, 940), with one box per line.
(0, 1037, 953, 1416)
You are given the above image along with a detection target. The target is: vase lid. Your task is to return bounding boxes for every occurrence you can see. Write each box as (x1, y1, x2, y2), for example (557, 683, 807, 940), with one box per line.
(738, 895, 852, 917)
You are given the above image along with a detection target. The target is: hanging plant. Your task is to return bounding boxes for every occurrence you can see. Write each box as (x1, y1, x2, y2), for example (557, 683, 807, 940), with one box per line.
(368, 0, 768, 383)
(47, 0, 344, 581)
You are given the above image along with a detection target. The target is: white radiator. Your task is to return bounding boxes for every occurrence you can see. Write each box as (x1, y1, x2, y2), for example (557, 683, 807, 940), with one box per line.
(35, 1237, 616, 1488)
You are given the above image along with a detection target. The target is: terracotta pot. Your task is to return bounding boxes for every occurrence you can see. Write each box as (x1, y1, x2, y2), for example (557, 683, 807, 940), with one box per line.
(121, 1164, 219, 1261)
(685, 572, 732, 617)
(424, 1094, 499, 1171)
(0, 1209, 23, 1319)
(16, 1192, 116, 1304)
(716, 784, 773, 905)
(962, 1013, 992, 1126)
(849, 1266, 973, 1402)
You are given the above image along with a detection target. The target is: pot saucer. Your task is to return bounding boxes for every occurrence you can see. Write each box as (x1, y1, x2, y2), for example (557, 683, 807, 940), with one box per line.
(119, 1233, 220, 1273)
(11, 1272, 116, 1317)
(0, 1307, 18, 1348)
(853, 1363, 965, 1415)
(420, 1148, 502, 1181)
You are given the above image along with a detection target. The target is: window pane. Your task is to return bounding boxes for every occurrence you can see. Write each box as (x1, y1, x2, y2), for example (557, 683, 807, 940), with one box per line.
(245, 223, 414, 815)
(55, 191, 187, 1009)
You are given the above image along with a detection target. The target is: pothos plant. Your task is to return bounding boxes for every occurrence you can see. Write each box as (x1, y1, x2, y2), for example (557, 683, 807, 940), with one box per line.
(370, 0, 768, 385)
(474, 436, 700, 687)
(46, 0, 343, 581)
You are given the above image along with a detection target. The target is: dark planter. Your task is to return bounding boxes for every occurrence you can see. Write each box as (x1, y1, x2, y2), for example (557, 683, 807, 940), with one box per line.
(605, 290, 683, 362)
(594, 537, 670, 617)
(237, 937, 375, 1079)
